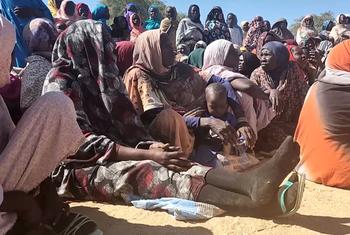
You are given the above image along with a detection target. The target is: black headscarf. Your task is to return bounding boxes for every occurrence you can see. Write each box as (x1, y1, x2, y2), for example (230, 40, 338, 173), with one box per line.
(240, 51, 261, 77)
(188, 4, 201, 23)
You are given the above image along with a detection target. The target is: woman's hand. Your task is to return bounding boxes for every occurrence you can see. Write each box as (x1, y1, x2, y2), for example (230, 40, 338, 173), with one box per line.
(269, 89, 280, 113)
(237, 125, 256, 148)
(149, 146, 193, 172)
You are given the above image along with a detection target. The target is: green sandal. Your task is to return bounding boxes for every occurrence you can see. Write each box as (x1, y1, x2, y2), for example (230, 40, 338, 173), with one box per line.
(278, 171, 306, 217)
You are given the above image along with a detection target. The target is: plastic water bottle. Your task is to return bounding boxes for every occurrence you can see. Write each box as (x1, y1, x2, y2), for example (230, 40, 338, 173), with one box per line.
(236, 135, 247, 156)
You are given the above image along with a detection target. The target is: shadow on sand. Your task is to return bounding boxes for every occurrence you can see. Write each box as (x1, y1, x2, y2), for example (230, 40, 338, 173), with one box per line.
(273, 213, 350, 235)
(72, 206, 214, 235)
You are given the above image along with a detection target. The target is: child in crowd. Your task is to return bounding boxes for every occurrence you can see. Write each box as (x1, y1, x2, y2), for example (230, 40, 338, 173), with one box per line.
(185, 83, 240, 167)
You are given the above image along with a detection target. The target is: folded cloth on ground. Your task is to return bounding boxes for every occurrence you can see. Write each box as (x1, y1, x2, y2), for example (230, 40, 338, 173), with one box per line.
(131, 198, 225, 221)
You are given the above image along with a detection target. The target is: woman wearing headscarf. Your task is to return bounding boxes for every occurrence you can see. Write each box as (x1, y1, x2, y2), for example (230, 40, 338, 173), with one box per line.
(20, 18, 58, 111)
(263, 20, 271, 31)
(295, 40, 350, 189)
(161, 6, 178, 50)
(76, 3, 92, 19)
(318, 22, 335, 64)
(204, 6, 231, 44)
(92, 4, 110, 26)
(111, 16, 130, 42)
(226, 13, 243, 46)
(296, 15, 318, 44)
(48, 0, 63, 17)
(0, 15, 100, 235)
(238, 51, 261, 78)
(124, 2, 138, 30)
(42, 20, 304, 217)
(55, 0, 79, 33)
(255, 31, 282, 56)
(115, 41, 134, 77)
(176, 4, 204, 51)
(144, 5, 161, 30)
(0, 0, 53, 67)
(241, 20, 250, 41)
(329, 14, 350, 43)
(202, 39, 274, 140)
(130, 13, 144, 42)
(271, 18, 294, 41)
(55, 0, 78, 21)
(124, 29, 252, 152)
(243, 16, 265, 52)
(251, 41, 308, 153)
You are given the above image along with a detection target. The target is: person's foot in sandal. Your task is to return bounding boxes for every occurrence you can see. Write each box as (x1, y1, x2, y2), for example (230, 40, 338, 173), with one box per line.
(277, 171, 305, 217)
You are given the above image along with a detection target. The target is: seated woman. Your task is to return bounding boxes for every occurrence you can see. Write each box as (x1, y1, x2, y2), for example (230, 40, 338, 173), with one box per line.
(55, 0, 78, 32)
(243, 16, 265, 52)
(251, 41, 309, 154)
(287, 44, 317, 85)
(130, 13, 144, 43)
(0, 15, 100, 235)
(176, 4, 204, 51)
(92, 4, 110, 30)
(0, 0, 53, 67)
(43, 20, 305, 218)
(21, 18, 58, 110)
(238, 51, 260, 78)
(111, 16, 130, 42)
(295, 40, 350, 189)
(114, 41, 135, 77)
(76, 3, 92, 20)
(124, 28, 255, 156)
(201, 39, 275, 140)
(296, 15, 318, 45)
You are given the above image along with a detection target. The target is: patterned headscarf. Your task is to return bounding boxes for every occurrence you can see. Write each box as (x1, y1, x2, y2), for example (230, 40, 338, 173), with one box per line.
(205, 6, 231, 44)
(0, 15, 16, 88)
(45, 20, 148, 146)
(243, 16, 265, 51)
(22, 18, 58, 53)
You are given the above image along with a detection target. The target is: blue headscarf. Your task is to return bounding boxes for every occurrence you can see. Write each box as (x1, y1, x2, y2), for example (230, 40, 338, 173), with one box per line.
(144, 5, 161, 30)
(322, 20, 335, 31)
(92, 4, 109, 25)
(0, 0, 53, 67)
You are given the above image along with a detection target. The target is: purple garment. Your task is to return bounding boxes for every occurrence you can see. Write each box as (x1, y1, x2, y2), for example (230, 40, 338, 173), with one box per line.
(124, 3, 137, 30)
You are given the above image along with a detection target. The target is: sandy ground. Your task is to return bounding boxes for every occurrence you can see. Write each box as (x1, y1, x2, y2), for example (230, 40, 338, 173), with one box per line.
(71, 181, 350, 235)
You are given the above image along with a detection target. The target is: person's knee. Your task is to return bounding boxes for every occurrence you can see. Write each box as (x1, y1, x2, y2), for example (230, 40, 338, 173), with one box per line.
(39, 92, 76, 117)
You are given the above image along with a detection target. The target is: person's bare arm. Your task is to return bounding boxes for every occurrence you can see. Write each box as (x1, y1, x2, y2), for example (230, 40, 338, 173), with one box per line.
(230, 78, 269, 99)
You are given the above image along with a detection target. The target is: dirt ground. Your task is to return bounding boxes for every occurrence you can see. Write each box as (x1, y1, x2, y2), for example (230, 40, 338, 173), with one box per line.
(71, 181, 350, 235)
